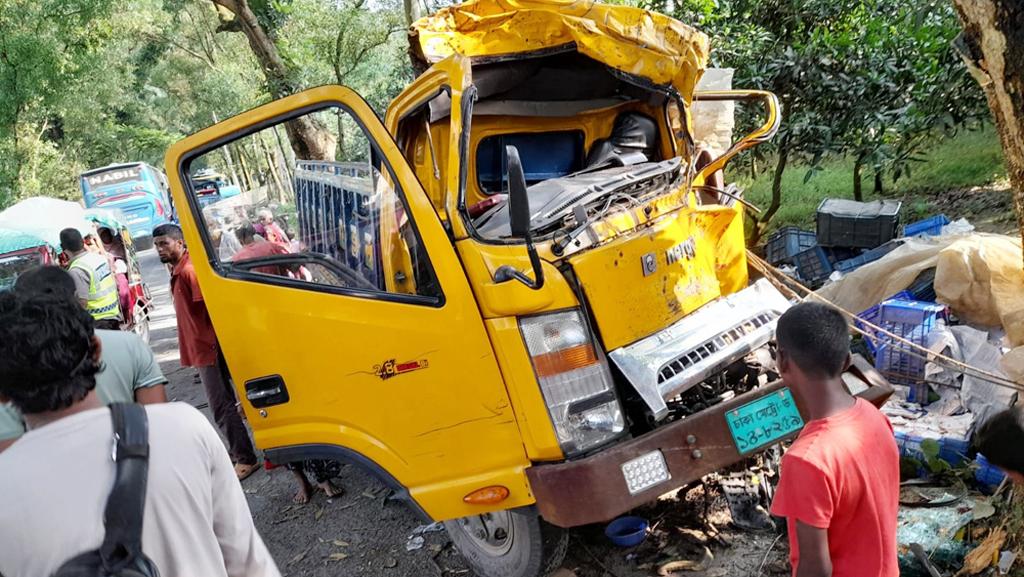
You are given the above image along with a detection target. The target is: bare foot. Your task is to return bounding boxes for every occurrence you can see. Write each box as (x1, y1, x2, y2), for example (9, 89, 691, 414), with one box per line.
(234, 463, 258, 481)
(293, 484, 312, 504)
(318, 480, 344, 498)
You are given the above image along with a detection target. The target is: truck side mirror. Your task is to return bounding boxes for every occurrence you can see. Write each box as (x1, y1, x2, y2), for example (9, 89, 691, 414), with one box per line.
(494, 145, 544, 289)
(506, 145, 531, 240)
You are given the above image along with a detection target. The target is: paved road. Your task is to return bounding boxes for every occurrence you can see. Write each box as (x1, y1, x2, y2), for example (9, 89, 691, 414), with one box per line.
(138, 249, 785, 577)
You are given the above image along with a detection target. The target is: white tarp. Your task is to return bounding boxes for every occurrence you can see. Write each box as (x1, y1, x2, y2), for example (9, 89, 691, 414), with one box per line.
(0, 197, 92, 249)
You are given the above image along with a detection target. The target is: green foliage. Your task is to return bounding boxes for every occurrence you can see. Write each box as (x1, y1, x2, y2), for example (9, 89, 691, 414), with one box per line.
(738, 128, 1006, 231)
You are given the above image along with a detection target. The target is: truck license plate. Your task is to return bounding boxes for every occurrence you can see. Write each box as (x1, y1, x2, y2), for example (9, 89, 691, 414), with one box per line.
(725, 388, 804, 455)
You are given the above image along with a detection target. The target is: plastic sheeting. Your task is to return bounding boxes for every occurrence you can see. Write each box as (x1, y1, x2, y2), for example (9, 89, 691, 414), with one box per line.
(818, 233, 1024, 347)
(0, 197, 92, 249)
(692, 68, 735, 157)
(936, 235, 1024, 347)
(410, 0, 710, 100)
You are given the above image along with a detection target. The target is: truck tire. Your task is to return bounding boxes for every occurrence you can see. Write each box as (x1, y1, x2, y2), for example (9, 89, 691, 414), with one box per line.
(445, 506, 568, 577)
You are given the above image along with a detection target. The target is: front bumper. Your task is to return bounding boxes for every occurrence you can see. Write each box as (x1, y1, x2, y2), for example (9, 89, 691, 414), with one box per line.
(526, 356, 893, 528)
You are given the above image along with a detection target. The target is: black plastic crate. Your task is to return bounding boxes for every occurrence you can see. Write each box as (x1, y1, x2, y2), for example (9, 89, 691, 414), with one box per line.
(765, 227, 817, 266)
(793, 245, 833, 288)
(816, 199, 902, 249)
(908, 267, 937, 302)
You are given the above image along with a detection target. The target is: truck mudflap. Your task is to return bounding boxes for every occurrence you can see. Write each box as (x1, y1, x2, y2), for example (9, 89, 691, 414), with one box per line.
(525, 356, 893, 528)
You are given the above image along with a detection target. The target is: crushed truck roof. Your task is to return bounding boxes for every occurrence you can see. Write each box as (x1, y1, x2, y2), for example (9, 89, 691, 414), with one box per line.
(410, 0, 711, 101)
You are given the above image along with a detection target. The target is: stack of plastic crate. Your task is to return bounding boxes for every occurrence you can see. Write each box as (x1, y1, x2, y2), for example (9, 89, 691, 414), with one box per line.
(764, 227, 817, 266)
(855, 290, 914, 355)
(872, 299, 948, 403)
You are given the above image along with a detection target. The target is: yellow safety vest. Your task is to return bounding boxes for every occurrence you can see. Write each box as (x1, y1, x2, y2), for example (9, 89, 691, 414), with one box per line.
(70, 252, 120, 322)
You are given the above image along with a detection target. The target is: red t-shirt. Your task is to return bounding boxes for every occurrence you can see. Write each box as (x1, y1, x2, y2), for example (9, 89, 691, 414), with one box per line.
(770, 398, 900, 577)
(170, 253, 218, 368)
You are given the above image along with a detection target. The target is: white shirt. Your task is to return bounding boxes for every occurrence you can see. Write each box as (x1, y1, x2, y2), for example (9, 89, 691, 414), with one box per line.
(0, 403, 280, 577)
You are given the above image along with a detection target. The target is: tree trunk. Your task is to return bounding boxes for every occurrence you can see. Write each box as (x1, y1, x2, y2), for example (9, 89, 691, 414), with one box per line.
(953, 0, 1024, 264)
(853, 157, 864, 201)
(873, 170, 884, 195)
(210, 0, 335, 161)
(753, 137, 790, 245)
(212, 112, 243, 188)
(403, 0, 415, 27)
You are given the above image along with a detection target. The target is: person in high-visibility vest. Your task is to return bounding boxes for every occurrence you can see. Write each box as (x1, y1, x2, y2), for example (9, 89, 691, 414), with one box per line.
(59, 228, 122, 330)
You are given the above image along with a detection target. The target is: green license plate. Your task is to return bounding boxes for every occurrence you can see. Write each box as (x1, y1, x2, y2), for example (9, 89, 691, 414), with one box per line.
(726, 388, 804, 455)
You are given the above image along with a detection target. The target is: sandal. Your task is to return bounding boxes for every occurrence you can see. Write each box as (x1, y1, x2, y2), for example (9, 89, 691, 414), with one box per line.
(235, 463, 258, 481)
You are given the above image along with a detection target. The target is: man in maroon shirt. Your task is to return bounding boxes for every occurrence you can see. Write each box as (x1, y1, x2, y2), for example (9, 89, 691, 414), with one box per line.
(153, 224, 259, 480)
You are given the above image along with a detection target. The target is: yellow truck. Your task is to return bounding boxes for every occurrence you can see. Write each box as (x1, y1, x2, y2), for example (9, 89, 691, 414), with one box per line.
(165, 2, 891, 576)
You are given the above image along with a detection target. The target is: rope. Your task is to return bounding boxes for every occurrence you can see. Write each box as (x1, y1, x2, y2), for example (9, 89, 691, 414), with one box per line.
(746, 250, 1024, 394)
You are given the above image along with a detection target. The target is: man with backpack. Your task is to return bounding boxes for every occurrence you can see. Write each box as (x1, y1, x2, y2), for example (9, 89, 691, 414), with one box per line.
(0, 290, 280, 576)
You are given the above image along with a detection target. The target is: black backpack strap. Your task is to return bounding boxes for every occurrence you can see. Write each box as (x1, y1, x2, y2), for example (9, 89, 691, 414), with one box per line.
(99, 403, 151, 572)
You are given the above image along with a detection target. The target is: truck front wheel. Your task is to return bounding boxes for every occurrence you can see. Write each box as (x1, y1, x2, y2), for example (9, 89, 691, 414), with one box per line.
(445, 506, 568, 577)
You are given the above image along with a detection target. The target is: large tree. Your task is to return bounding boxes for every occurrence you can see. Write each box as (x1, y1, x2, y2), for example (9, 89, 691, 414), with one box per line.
(209, 0, 335, 160)
(953, 0, 1024, 260)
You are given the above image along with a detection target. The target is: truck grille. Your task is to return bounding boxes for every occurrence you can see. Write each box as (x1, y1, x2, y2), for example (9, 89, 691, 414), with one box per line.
(656, 313, 777, 384)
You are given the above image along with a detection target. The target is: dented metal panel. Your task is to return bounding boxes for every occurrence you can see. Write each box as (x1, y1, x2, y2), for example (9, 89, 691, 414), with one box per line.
(610, 279, 792, 419)
(410, 0, 711, 103)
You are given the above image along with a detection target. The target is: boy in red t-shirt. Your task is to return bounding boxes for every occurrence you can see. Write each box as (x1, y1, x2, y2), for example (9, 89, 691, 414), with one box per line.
(770, 302, 900, 577)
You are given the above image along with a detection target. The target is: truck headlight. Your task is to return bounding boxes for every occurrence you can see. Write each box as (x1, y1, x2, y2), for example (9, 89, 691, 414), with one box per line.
(520, 310, 625, 457)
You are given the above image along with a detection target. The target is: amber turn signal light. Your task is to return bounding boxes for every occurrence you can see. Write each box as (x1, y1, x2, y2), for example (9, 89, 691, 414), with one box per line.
(463, 486, 510, 505)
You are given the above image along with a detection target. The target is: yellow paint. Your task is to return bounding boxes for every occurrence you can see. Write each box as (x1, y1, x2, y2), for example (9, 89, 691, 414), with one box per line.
(568, 207, 732, 350)
(164, 1, 780, 525)
(411, 0, 710, 104)
(166, 86, 533, 521)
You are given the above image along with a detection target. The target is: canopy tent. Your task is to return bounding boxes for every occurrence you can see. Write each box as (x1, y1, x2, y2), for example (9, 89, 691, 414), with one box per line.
(0, 197, 93, 249)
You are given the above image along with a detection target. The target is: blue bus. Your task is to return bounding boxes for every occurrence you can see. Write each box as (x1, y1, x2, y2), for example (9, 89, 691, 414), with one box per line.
(80, 162, 174, 249)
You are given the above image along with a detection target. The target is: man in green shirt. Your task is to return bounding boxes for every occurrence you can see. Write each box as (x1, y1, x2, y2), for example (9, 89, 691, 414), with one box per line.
(0, 266, 167, 452)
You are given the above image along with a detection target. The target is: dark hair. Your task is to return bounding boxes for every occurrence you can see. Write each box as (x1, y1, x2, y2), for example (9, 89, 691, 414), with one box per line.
(59, 228, 85, 252)
(235, 222, 257, 244)
(776, 301, 850, 378)
(975, 408, 1024, 475)
(0, 291, 101, 414)
(153, 223, 183, 240)
(14, 266, 77, 300)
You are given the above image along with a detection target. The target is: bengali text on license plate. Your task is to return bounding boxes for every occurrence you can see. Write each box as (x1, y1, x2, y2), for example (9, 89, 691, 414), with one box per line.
(725, 388, 804, 454)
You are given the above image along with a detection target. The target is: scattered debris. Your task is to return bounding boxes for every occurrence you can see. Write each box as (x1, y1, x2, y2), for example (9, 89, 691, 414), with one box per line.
(405, 535, 425, 551)
(957, 527, 1006, 576)
(657, 546, 713, 575)
(325, 552, 348, 562)
(411, 522, 445, 535)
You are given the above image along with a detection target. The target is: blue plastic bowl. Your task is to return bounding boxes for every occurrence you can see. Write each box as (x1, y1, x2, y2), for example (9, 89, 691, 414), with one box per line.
(604, 516, 649, 547)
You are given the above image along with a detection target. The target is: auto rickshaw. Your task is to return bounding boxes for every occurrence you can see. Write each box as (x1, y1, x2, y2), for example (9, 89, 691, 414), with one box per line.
(0, 197, 153, 342)
(85, 208, 154, 343)
(0, 228, 58, 291)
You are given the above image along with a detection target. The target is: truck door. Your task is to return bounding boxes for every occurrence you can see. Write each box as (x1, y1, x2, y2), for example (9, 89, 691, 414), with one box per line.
(164, 85, 533, 522)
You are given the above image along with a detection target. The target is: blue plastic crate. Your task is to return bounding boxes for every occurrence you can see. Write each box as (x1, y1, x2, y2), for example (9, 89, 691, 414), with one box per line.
(903, 214, 950, 238)
(895, 430, 970, 466)
(873, 299, 948, 387)
(975, 453, 1007, 493)
(855, 290, 914, 354)
(793, 245, 833, 287)
(765, 227, 817, 266)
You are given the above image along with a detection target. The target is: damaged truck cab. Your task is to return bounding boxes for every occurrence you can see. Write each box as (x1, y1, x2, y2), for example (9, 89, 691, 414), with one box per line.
(164, 2, 891, 576)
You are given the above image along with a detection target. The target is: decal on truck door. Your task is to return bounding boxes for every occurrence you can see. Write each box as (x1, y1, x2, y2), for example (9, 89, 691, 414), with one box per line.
(374, 358, 429, 380)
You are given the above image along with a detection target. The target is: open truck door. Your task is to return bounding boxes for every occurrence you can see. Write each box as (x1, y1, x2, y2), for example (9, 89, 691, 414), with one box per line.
(164, 82, 535, 524)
